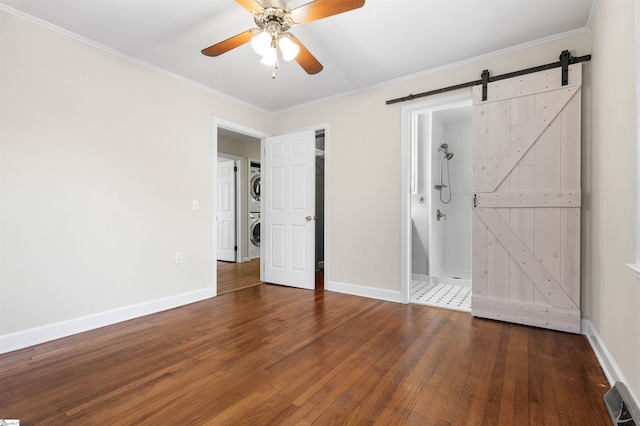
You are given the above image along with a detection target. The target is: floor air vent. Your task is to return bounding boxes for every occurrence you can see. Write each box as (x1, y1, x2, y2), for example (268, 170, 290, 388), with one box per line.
(604, 382, 640, 425)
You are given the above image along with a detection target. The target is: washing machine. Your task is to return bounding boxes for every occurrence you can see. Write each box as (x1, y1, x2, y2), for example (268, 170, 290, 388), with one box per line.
(249, 161, 261, 213)
(249, 212, 260, 259)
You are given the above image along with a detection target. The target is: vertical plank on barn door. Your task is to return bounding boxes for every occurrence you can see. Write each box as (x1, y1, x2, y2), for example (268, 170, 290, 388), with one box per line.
(509, 96, 536, 304)
(471, 64, 582, 333)
(487, 100, 511, 301)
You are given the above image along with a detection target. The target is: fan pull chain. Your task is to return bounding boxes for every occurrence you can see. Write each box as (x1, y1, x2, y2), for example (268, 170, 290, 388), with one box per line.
(272, 52, 279, 79)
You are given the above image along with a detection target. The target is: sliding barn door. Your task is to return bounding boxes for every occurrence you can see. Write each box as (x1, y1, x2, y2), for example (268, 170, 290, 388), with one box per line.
(472, 64, 581, 333)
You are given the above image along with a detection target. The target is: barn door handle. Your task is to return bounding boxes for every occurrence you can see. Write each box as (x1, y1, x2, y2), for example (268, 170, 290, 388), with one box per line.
(473, 194, 478, 208)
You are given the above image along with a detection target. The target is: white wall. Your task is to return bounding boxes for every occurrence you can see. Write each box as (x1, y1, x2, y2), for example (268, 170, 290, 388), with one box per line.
(588, 0, 640, 406)
(0, 12, 271, 348)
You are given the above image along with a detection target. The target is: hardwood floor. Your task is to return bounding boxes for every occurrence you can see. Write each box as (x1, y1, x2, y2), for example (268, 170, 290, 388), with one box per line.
(0, 285, 610, 425)
(218, 260, 324, 294)
(217, 259, 261, 295)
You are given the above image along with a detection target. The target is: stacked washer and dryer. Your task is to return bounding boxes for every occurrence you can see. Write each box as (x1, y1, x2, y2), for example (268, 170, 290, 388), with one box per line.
(248, 161, 261, 259)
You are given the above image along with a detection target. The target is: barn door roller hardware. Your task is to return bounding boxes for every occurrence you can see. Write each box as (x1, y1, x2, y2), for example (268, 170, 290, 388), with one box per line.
(385, 50, 591, 105)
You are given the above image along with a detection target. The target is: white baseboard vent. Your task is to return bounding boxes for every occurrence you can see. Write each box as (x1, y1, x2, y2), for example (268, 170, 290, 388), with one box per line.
(604, 382, 640, 425)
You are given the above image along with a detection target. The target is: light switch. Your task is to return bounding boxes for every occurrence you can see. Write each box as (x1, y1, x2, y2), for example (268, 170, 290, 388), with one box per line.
(176, 252, 183, 264)
(192, 200, 199, 210)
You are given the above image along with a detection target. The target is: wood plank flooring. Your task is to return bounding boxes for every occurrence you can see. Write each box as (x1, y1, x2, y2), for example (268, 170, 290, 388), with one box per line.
(0, 284, 610, 425)
(217, 259, 261, 295)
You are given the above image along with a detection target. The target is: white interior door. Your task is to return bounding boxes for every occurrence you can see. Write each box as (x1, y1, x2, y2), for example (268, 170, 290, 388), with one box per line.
(263, 130, 315, 289)
(472, 64, 582, 333)
(217, 159, 236, 262)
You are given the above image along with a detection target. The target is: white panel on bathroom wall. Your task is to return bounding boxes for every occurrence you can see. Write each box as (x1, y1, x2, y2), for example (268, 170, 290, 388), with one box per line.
(429, 114, 445, 277)
(410, 113, 431, 276)
(443, 194, 472, 272)
(441, 118, 473, 274)
(444, 119, 473, 195)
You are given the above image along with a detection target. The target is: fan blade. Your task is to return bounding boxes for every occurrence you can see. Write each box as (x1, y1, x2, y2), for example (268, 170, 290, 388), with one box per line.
(235, 0, 264, 14)
(289, 0, 365, 24)
(289, 36, 323, 74)
(253, 0, 288, 9)
(202, 30, 255, 57)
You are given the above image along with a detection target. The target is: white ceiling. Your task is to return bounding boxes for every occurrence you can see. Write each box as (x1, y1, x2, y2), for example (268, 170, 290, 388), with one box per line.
(1, 0, 596, 112)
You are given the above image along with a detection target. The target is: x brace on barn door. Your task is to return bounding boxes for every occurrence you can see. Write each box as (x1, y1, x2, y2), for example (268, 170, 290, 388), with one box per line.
(385, 50, 591, 105)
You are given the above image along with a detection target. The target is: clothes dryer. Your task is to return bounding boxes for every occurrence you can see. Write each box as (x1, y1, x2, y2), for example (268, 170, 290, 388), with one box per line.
(249, 212, 260, 259)
(249, 161, 260, 213)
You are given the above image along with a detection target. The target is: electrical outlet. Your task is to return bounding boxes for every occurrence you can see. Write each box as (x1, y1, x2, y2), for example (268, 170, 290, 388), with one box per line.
(176, 252, 183, 264)
(192, 200, 199, 211)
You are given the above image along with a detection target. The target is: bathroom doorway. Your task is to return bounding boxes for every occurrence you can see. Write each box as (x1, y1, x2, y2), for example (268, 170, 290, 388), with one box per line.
(401, 93, 473, 311)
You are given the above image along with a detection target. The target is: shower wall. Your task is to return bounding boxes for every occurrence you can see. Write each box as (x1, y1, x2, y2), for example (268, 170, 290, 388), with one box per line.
(428, 115, 445, 278)
(430, 111, 472, 281)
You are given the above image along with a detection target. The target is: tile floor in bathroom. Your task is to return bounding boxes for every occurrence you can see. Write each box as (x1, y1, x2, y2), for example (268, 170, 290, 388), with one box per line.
(411, 281, 471, 312)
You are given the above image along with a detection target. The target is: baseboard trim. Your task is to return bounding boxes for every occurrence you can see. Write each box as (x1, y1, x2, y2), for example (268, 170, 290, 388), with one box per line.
(0, 287, 215, 354)
(325, 280, 403, 303)
(582, 318, 640, 413)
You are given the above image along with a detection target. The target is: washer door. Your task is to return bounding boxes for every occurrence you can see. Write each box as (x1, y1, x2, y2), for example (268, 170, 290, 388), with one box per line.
(250, 220, 260, 247)
(250, 174, 261, 201)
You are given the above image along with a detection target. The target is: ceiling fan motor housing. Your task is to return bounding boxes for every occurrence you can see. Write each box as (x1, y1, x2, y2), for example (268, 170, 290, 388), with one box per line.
(254, 8, 297, 35)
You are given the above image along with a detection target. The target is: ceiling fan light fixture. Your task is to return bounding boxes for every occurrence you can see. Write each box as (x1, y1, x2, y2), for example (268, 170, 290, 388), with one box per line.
(203, 0, 366, 75)
(279, 36, 300, 61)
(251, 31, 271, 56)
(260, 47, 278, 67)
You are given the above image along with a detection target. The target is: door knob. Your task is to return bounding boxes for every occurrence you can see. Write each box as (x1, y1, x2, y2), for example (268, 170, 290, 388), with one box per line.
(306, 216, 313, 221)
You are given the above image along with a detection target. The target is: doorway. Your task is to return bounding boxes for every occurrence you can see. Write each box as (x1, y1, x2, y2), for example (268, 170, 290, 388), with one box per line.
(214, 120, 269, 295)
(213, 119, 327, 295)
(401, 93, 473, 310)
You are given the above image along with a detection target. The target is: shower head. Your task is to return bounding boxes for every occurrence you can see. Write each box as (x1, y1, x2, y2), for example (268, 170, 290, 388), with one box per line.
(438, 143, 453, 160)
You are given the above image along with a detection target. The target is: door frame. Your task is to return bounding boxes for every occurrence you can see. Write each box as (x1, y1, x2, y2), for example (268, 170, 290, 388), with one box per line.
(217, 154, 242, 262)
(400, 92, 472, 303)
(213, 117, 270, 295)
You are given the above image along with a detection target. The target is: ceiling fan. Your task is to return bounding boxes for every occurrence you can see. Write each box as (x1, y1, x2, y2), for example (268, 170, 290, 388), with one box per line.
(202, 0, 365, 77)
